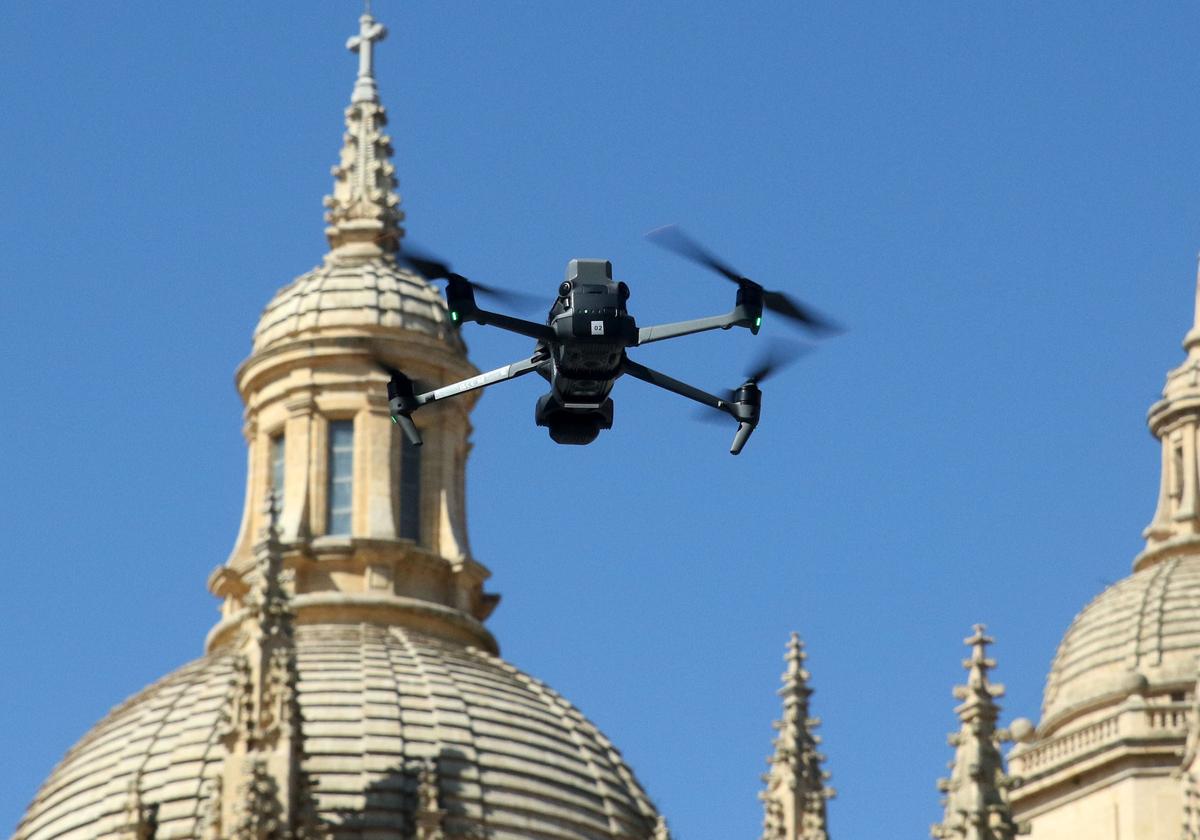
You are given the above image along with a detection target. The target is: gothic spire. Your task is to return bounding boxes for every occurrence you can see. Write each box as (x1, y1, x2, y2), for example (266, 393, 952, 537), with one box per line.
(211, 494, 323, 839)
(931, 625, 1022, 840)
(323, 8, 405, 260)
(760, 633, 834, 840)
(1139, 257, 1200, 570)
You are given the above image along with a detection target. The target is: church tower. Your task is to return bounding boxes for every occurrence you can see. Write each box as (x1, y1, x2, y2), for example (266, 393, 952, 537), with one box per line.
(14, 12, 661, 839)
(1003, 263, 1200, 838)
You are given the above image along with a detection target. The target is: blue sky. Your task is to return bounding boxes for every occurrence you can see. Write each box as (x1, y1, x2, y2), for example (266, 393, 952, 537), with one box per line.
(4, 2, 1200, 838)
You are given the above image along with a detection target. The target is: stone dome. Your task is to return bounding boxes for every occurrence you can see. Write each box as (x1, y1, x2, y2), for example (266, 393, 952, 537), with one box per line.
(252, 257, 461, 354)
(15, 623, 659, 840)
(1040, 554, 1200, 732)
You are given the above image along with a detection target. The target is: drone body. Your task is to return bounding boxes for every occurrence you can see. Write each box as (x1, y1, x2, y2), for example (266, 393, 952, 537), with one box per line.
(387, 229, 835, 454)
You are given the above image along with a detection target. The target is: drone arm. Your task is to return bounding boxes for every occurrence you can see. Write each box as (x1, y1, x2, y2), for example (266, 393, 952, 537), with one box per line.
(412, 352, 548, 407)
(622, 358, 759, 455)
(635, 302, 758, 346)
(621, 358, 731, 412)
(458, 307, 556, 343)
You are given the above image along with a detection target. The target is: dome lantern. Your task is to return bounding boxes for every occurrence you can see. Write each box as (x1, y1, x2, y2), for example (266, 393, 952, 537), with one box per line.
(213, 7, 496, 656)
(1139, 257, 1200, 571)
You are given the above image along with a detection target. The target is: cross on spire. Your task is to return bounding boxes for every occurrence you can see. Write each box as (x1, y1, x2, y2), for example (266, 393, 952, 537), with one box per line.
(324, 6, 405, 257)
(963, 624, 997, 693)
(347, 10, 388, 103)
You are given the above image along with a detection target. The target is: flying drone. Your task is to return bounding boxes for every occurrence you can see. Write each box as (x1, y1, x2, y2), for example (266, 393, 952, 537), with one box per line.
(385, 226, 837, 455)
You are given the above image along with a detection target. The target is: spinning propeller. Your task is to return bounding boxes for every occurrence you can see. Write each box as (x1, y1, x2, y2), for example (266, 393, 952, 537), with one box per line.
(725, 341, 809, 455)
(399, 247, 542, 314)
(741, 339, 808, 389)
(645, 225, 839, 335)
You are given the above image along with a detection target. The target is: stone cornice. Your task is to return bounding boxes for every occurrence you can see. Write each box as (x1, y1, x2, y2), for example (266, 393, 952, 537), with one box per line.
(206, 592, 497, 655)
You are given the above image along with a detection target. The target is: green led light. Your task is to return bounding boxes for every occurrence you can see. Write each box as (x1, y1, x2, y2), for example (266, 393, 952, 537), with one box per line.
(755, 316, 762, 327)
(391, 416, 398, 425)
(451, 311, 459, 321)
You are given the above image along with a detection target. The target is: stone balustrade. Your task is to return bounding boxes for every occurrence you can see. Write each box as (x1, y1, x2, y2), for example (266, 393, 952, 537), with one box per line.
(1011, 700, 1191, 776)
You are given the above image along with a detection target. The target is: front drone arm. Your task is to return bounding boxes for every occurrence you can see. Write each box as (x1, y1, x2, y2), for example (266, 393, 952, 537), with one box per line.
(621, 358, 759, 455)
(635, 290, 761, 346)
(413, 352, 547, 407)
(389, 351, 548, 445)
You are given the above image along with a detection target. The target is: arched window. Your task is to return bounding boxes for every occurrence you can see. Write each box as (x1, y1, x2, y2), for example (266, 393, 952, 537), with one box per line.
(327, 420, 354, 535)
(399, 434, 421, 542)
(269, 433, 285, 506)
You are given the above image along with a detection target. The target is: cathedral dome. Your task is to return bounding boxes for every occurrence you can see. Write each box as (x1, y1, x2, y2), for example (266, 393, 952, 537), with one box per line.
(15, 623, 658, 840)
(252, 258, 461, 354)
(1040, 554, 1200, 733)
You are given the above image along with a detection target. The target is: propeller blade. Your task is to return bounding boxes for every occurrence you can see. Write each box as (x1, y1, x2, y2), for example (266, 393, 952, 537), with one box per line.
(645, 224, 744, 284)
(745, 339, 811, 385)
(761, 290, 840, 334)
(469, 280, 546, 312)
(378, 363, 431, 395)
(399, 247, 542, 312)
(647, 225, 841, 336)
(399, 248, 456, 281)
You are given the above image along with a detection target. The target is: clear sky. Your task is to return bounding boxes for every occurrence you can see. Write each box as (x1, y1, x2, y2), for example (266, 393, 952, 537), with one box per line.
(3, 2, 1200, 838)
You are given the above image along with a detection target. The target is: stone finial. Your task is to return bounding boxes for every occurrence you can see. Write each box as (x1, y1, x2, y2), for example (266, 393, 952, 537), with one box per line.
(1139, 257, 1200, 570)
(248, 492, 293, 647)
(323, 9, 405, 259)
(415, 759, 446, 840)
(1180, 657, 1200, 839)
(931, 625, 1024, 840)
(113, 772, 155, 840)
(760, 633, 834, 840)
(212, 489, 320, 838)
(231, 759, 281, 840)
(198, 776, 223, 840)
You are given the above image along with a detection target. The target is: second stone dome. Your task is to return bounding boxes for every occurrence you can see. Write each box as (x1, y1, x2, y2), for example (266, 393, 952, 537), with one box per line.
(15, 623, 660, 840)
(1040, 554, 1200, 733)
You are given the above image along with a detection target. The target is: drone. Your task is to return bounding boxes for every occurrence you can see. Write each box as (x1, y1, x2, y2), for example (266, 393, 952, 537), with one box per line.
(386, 225, 837, 455)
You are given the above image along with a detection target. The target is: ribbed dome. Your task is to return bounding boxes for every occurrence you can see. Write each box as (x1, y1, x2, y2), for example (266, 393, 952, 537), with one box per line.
(252, 257, 461, 353)
(16, 624, 658, 840)
(1041, 555, 1200, 732)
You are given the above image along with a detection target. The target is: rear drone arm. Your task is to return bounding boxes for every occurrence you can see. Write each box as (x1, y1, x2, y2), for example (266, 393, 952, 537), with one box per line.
(635, 294, 761, 346)
(444, 283, 555, 342)
(458, 307, 556, 343)
(388, 351, 549, 445)
(621, 358, 759, 455)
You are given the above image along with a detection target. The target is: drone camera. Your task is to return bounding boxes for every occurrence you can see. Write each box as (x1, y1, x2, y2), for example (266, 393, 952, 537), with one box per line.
(535, 394, 614, 446)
